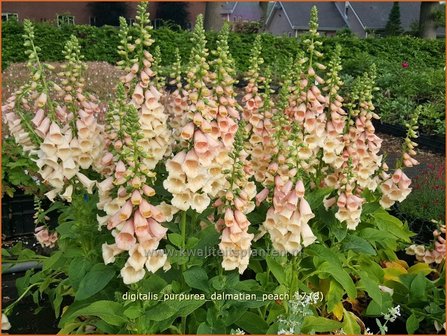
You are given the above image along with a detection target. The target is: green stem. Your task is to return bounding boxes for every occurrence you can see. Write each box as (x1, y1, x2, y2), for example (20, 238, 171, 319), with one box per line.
(3, 283, 39, 315)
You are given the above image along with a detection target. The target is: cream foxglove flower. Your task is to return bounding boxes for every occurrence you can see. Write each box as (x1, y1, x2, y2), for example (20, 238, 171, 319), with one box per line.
(60, 185, 74, 202)
(121, 262, 146, 284)
(2, 313, 11, 331)
(102, 243, 124, 264)
(76, 172, 95, 193)
(145, 251, 168, 273)
(128, 244, 147, 270)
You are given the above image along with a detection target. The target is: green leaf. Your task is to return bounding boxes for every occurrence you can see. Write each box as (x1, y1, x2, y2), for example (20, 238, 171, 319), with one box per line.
(406, 313, 420, 334)
(235, 311, 269, 334)
(409, 272, 427, 302)
(326, 280, 344, 312)
(265, 256, 286, 285)
(372, 210, 413, 242)
(124, 305, 143, 319)
(59, 300, 126, 326)
(306, 244, 342, 268)
(186, 237, 200, 249)
(320, 261, 357, 299)
(358, 272, 382, 306)
(144, 302, 177, 321)
(166, 299, 206, 317)
(301, 316, 342, 333)
(183, 267, 209, 292)
(365, 293, 393, 316)
(75, 263, 116, 301)
(407, 262, 435, 276)
(358, 228, 397, 250)
(168, 233, 183, 248)
(306, 187, 332, 209)
(42, 251, 63, 270)
(197, 322, 214, 334)
(2, 248, 11, 257)
(68, 258, 93, 290)
(342, 235, 376, 255)
(195, 225, 220, 251)
(140, 274, 167, 292)
(342, 309, 361, 334)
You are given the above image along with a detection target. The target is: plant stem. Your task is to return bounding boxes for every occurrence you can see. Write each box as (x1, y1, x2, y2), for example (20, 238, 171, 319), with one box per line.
(3, 283, 39, 315)
(180, 210, 188, 334)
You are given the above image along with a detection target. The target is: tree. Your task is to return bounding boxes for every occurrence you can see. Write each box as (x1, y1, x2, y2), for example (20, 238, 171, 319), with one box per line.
(204, 1, 224, 31)
(88, 2, 128, 27)
(419, 2, 438, 39)
(259, 1, 269, 29)
(384, 2, 403, 36)
(156, 2, 189, 29)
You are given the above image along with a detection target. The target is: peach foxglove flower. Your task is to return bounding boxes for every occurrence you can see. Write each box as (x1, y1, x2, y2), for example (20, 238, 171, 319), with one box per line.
(119, 200, 133, 221)
(148, 218, 168, 239)
(36, 92, 47, 108)
(116, 220, 136, 250)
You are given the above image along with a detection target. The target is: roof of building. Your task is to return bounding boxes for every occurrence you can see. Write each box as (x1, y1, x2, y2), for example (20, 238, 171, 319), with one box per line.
(348, 1, 420, 30)
(221, 2, 238, 14)
(270, 2, 348, 30)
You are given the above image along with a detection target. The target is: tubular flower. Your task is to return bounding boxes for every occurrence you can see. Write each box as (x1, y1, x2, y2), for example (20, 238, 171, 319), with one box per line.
(242, 36, 275, 184)
(166, 48, 190, 151)
(98, 4, 173, 284)
(99, 87, 170, 284)
(406, 224, 445, 264)
(2, 23, 103, 201)
(216, 122, 256, 274)
(263, 177, 316, 255)
(164, 17, 236, 213)
(379, 169, 412, 208)
(117, 14, 171, 170)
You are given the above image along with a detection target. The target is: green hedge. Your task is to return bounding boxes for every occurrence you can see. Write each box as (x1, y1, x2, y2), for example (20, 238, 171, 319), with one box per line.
(3, 20, 444, 73)
(2, 20, 445, 134)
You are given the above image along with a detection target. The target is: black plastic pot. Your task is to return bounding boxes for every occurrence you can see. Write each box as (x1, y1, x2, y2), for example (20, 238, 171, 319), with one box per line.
(2, 193, 35, 238)
(2, 272, 59, 334)
(373, 120, 445, 155)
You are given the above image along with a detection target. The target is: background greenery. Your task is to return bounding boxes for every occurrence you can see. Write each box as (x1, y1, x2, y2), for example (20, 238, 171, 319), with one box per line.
(2, 20, 445, 134)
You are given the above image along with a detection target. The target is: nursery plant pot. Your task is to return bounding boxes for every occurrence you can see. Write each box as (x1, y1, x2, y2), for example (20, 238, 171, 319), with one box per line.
(2, 192, 35, 238)
(372, 120, 445, 154)
(2, 272, 59, 334)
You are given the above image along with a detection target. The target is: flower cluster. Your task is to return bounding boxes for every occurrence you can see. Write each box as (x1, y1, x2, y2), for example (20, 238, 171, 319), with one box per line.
(164, 18, 236, 213)
(406, 223, 445, 264)
(214, 121, 257, 273)
(2, 5, 422, 285)
(98, 3, 174, 284)
(166, 49, 189, 149)
(3, 22, 99, 203)
(242, 36, 275, 184)
(35, 226, 58, 248)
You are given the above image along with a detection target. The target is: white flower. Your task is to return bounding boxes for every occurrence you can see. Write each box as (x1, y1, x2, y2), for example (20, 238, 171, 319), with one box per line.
(127, 244, 147, 270)
(102, 243, 124, 264)
(121, 262, 146, 284)
(145, 250, 168, 273)
(76, 172, 96, 193)
(2, 314, 11, 331)
(60, 185, 74, 203)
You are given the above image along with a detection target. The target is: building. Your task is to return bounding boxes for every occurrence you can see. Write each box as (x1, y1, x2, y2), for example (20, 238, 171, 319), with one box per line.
(1, 2, 205, 27)
(221, 2, 263, 22)
(265, 1, 446, 37)
(266, 2, 347, 36)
